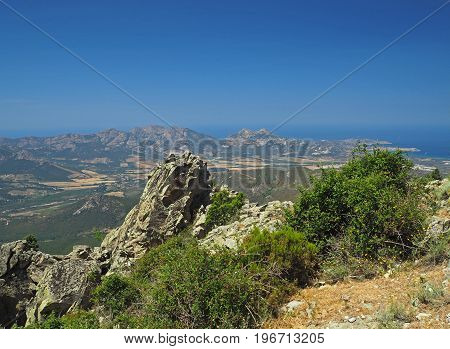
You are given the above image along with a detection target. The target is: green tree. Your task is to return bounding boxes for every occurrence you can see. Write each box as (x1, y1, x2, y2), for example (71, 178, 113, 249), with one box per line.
(24, 234, 39, 250)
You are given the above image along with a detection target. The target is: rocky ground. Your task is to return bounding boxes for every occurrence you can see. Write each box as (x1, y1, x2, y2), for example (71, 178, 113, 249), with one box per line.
(266, 262, 449, 329)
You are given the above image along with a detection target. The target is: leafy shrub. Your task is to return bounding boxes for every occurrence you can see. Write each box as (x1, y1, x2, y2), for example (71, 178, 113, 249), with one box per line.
(25, 310, 99, 329)
(287, 146, 425, 259)
(205, 189, 245, 229)
(320, 236, 383, 282)
(430, 168, 442, 181)
(419, 232, 450, 265)
(434, 180, 450, 201)
(93, 230, 107, 243)
(92, 274, 140, 316)
(24, 234, 39, 250)
(376, 302, 413, 329)
(133, 236, 277, 328)
(25, 312, 63, 329)
(61, 310, 100, 329)
(239, 226, 318, 286)
(411, 279, 444, 305)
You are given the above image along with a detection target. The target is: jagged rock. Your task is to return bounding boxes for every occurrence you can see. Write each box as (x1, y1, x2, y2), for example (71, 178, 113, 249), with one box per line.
(199, 200, 293, 250)
(0, 241, 57, 327)
(102, 152, 212, 272)
(192, 206, 208, 239)
(26, 259, 101, 325)
(426, 216, 450, 239)
(69, 245, 92, 260)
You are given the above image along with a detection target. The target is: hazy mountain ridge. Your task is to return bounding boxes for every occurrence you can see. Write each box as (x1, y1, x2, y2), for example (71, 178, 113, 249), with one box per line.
(0, 125, 394, 161)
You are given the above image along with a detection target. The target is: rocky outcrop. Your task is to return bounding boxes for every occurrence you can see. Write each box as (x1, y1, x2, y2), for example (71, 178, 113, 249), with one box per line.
(102, 152, 212, 272)
(1, 153, 213, 326)
(25, 258, 100, 325)
(0, 241, 58, 327)
(199, 200, 293, 250)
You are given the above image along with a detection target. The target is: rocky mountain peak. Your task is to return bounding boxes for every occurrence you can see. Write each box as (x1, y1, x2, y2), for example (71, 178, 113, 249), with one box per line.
(101, 151, 212, 271)
(235, 128, 274, 139)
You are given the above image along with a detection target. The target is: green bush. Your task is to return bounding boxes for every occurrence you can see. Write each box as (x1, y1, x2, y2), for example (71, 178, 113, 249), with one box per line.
(419, 232, 450, 265)
(93, 230, 107, 243)
(239, 226, 318, 286)
(411, 279, 444, 305)
(92, 274, 140, 316)
(287, 146, 425, 259)
(320, 236, 384, 282)
(25, 312, 63, 329)
(61, 310, 100, 329)
(205, 189, 245, 229)
(24, 234, 39, 250)
(25, 310, 99, 329)
(430, 168, 442, 181)
(376, 302, 413, 329)
(133, 236, 277, 328)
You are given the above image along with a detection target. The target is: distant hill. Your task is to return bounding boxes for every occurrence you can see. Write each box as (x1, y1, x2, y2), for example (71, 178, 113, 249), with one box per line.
(0, 125, 215, 163)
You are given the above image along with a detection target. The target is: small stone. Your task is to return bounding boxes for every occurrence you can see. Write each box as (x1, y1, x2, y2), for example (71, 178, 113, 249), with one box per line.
(383, 271, 391, 278)
(416, 313, 432, 321)
(348, 317, 357, 323)
(411, 298, 420, 307)
(403, 323, 410, 329)
(446, 313, 450, 323)
(280, 300, 303, 314)
(362, 302, 373, 310)
(341, 294, 350, 302)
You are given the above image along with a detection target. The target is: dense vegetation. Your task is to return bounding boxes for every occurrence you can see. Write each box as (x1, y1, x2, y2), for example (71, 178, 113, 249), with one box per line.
(288, 146, 426, 260)
(204, 188, 246, 228)
(24, 146, 448, 329)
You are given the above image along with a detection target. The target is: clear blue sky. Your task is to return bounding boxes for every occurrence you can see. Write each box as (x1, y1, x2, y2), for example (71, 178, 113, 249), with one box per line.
(0, 0, 449, 137)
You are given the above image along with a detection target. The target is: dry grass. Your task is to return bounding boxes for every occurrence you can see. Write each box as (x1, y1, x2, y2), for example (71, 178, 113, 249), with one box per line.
(41, 169, 115, 190)
(265, 263, 449, 329)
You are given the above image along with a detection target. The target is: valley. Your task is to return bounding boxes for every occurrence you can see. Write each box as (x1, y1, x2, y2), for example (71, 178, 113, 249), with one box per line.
(1, 125, 448, 254)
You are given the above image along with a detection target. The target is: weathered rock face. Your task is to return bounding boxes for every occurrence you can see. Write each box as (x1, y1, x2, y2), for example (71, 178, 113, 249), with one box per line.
(102, 152, 212, 271)
(199, 200, 293, 250)
(25, 258, 101, 325)
(0, 241, 57, 327)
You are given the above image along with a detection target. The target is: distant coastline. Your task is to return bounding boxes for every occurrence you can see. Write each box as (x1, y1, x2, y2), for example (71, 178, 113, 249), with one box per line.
(1, 124, 449, 159)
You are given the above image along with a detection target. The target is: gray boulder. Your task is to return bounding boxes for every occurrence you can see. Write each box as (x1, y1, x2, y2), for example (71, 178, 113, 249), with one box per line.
(0, 240, 57, 327)
(25, 258, 101, 325)
(199, 200, 293, 250)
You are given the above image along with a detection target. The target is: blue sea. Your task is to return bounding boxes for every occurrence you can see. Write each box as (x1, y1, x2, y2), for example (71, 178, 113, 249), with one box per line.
(197, 124, 450, 159)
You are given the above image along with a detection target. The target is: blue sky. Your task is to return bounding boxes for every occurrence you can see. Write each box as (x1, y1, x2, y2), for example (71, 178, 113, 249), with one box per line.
(0, 0, 449, 137)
